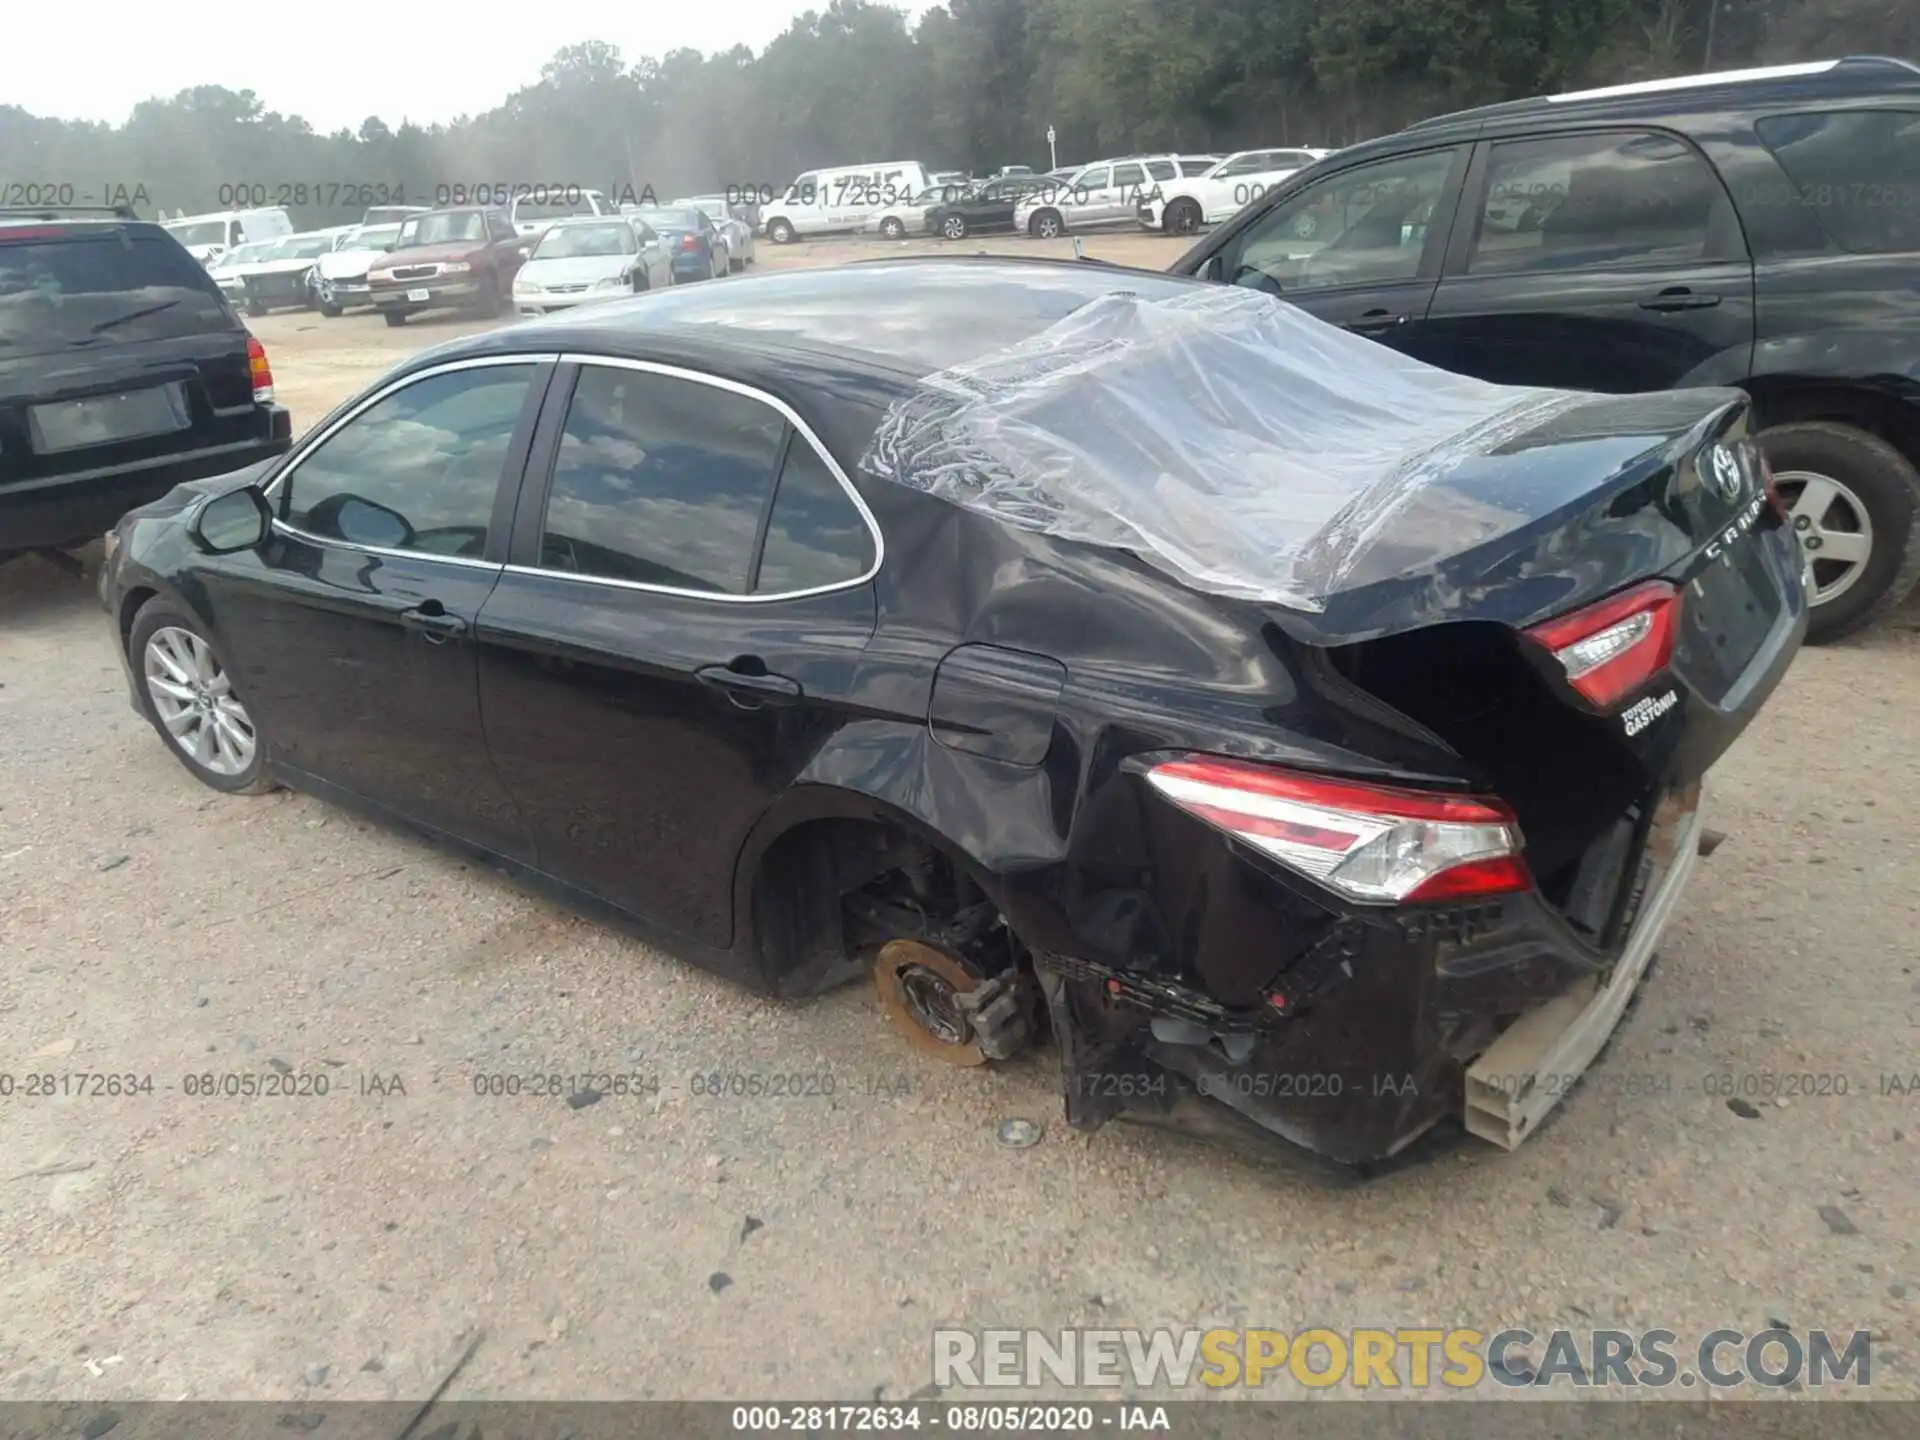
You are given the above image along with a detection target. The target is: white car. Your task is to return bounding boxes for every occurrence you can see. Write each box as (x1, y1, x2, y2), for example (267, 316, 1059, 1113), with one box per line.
(215, 231, 339, 315)
(314, 222, 405, 315)
(672, 196, 757, 271)
(863, 183, 967, 240)
(1136, 148, 1333, 234)
(512, 216, 674, 316)
(206, 240, 279, 304)
(509, 188, 617, 239)
(1014, 156, 1216, 237)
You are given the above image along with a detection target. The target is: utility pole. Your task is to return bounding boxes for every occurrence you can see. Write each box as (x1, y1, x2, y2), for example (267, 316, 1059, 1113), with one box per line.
(1703, 0, 1721, 70)
(1046, 124, 1057, 171)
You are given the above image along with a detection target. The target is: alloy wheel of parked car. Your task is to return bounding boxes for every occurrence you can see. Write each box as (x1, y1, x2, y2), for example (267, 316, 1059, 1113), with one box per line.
(1032, 211, 1063, 239)
(1166, 198, 1204, 235)
(768, 218, 795, 244)
(1774, 469, 1873, 607)
(880, 216, 905, 240)
(941, 214, 967, 240)
(1759, 422, 1920, 645)
(131, 602, 275, 795)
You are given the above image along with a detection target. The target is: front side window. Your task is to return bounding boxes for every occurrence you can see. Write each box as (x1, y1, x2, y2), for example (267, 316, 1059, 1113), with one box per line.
(1230, 146, 1460, 293)
(282, 364, 534, 558)
(1755, 110, 1919, 255)
(1468, 131, 1736, 275)
(1215, 154, 1268, 178)
(754, 441, 874, 594)
(1075, 167, 1110, 193)
(1145, 160, 1177, 182)
(539, 367, 786, 594)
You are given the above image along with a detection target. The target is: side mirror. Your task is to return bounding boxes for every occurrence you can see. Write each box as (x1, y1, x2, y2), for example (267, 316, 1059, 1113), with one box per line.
(190, 486, 273, 554)
(1200, 253, 1226, 283)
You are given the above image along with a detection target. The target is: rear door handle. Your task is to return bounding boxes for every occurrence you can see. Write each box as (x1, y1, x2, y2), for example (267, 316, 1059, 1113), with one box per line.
(1351, 309, 1410, 333)
(695, 663, 802, 708)
(400, 604, 467, 644)
(1638, 287, 1722, 312)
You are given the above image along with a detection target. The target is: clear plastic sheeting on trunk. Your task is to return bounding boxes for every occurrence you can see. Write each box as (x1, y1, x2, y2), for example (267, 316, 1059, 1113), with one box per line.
(859, 286, 1596, 611)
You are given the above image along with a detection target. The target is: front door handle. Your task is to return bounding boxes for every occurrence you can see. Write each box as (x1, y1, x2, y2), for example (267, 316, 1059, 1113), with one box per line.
(695, 663, 802, 708)
(1638, 287, 1722, 312)
(400, 603, 467, 644)
(1351, 308, 1410, 333)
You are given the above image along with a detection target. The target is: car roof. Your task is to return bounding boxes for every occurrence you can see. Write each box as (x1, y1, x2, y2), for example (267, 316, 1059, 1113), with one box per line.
(1404, 55, 1920, 134)
(419, 255, 1205, 386)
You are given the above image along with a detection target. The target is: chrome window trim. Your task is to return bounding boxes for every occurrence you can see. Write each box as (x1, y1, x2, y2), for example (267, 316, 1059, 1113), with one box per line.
(263, 353, 553, 562)
(498, 353, 885, 606)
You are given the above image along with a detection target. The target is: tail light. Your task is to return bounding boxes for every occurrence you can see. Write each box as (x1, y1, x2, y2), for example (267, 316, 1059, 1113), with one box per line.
(247, 334, 274, 404)
(1525, 580, 1678, 710)
(680, 234, 699, 251)
(1144, 756, 1530, 905)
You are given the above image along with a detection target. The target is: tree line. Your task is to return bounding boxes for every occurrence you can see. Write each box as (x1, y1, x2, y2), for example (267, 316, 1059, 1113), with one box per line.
(0, 0, 1911, 231)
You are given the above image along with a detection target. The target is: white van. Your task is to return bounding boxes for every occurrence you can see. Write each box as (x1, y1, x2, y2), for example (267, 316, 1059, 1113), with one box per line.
(161, 208, 295, 264)
(759, 162, 934, 242)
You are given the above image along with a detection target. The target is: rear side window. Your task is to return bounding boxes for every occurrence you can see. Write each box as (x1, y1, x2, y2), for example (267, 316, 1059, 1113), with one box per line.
(0, 231, 232, 354)
(540, 366, 785, 593)
(1146, 160, 1177, 182)
(754, 441, 874, 594)
(1468, 132, 1738, 275)
(1754, 111, 1919, 255)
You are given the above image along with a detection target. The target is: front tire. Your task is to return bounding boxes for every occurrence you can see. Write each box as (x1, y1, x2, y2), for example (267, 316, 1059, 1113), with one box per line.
(1030, 210, 1063, 239)
(129, 599, 275, 796)
(383, 310, 408, 327)
(879, 216, 905, 240)
(767, 218, 795, 245)
(1165, 198, 1203, 235)
(941, 214, 968, 240)
(1759, 421, 1920, 644)
(320, 303, 344, 318)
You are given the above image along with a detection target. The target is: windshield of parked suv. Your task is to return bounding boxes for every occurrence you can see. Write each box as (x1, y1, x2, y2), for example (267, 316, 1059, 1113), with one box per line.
(0, 231, 232, 354)
(397, 211, 488, 247)
(164, 220, 230, 247)
(347, 224, 402, 253)
(534, 222, 637, 259)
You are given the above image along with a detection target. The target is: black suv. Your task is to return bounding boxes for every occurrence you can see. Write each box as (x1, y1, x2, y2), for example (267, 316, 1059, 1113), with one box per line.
(0, 207, 292, 566)
(1170, 56, 1920, 643)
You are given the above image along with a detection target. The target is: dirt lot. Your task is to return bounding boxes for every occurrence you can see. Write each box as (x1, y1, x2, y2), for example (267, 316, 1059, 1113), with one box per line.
(3, 230, 1919, 1404)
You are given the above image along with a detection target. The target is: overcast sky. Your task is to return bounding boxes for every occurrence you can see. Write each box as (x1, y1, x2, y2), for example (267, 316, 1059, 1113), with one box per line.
(14, 1, 939, 133)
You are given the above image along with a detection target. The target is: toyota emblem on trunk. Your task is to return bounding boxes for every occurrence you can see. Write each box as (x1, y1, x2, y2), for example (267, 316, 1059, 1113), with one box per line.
(1707, 444, 1744, 500)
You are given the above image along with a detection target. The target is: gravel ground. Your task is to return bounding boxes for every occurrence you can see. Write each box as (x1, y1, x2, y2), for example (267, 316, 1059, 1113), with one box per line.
(2, 230, 1918, 1404)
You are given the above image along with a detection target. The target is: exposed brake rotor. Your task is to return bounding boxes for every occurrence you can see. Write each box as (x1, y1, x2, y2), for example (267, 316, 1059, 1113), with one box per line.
(874, 938, 989, 1067)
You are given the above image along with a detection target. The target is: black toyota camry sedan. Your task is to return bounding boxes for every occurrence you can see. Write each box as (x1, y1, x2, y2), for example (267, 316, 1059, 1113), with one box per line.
(99, 257, 1806, 1177)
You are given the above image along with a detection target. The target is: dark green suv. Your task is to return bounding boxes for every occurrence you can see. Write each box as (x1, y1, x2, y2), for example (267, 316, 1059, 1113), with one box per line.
(1170, 56, 1920, 643)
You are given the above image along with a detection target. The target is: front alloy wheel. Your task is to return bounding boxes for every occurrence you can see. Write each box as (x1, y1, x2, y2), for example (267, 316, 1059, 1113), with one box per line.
(131, 600, 275, 795)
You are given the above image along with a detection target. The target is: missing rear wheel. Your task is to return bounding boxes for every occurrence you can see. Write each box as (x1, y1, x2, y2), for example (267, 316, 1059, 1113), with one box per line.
(874, 939, 988, 1066)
